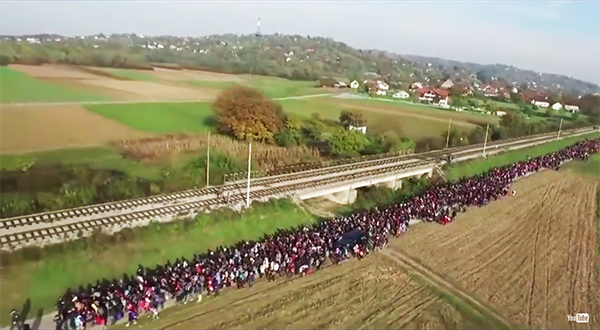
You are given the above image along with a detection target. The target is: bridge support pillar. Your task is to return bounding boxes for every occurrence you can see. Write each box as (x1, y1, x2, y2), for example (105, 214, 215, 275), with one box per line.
(324, 188, 357, 205)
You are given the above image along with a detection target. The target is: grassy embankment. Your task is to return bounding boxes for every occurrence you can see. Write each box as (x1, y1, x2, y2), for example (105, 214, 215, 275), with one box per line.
(0, 67, 109, 103)
(446, 133, 600, 181)
(0, 147, 163, 180)
(0, 200, 316, 326)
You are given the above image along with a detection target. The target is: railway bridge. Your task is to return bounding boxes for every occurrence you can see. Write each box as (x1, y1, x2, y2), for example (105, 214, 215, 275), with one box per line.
(0, 126, 597, 250)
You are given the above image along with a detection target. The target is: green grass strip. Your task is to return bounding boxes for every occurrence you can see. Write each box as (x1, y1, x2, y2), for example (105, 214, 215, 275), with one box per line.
(446, 133, 600, 181)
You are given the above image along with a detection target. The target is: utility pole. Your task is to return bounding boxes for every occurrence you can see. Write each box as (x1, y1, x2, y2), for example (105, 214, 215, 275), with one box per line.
(483, 124, 489, 157)
(206, 132, 211, 187)
(246, 143, 252, 208)
(445, 119, 453, 149)
(557, 118, 563, 141)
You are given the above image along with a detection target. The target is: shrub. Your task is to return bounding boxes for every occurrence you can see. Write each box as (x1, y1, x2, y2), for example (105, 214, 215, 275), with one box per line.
(329, 129, 365, 156)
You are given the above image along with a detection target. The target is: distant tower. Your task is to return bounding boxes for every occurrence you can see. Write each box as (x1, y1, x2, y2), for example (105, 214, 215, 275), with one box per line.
(256, 17, 261, 36)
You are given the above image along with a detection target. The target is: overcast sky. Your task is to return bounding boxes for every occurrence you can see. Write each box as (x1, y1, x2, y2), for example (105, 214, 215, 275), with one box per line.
(1, 0, 599, 84)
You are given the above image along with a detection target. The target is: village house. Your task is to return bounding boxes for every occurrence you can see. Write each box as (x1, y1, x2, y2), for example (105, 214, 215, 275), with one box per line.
(392, 91, 410, 99)
(482, 85, 499, 97)
(564, 104, 580, 113)
(551, 102, 563, 110)
(375, 90, 387, 96)
(531, 96, 550, 108)
(496, 110, 507, 117)
(440, 79, 454, 89)
(350, 80, 360, 89)
(418, 87, 449, 106)
(376, 81, 389, 91)
(462, 86, 474, 96)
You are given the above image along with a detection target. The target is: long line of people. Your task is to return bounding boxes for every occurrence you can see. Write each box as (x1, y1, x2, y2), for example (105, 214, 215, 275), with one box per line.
(42, 138, 600, 330)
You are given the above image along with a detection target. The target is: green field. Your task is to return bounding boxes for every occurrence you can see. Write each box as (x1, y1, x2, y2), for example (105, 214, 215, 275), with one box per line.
(282, 97, 484, 140)
(244, 76, 321, 98)
(0, 67, 109, 103)
(107, 69, 158, 81)
(86, 97, 480, 143)
(446, 133, 600, 181)
(187, 75, 321, 98)
(86, 102, 214, 134)
(562, 153, 600, 178)
(338, 97, 500, 125)
(0, 200, 316, 326)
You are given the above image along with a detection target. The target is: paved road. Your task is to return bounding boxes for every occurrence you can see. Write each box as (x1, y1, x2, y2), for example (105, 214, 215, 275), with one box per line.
(0, 93, 333, 109)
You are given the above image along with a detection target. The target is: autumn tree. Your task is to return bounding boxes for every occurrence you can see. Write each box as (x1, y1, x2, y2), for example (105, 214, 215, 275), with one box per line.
(339, 110, 367, 127)
(213, 86, 284, 143)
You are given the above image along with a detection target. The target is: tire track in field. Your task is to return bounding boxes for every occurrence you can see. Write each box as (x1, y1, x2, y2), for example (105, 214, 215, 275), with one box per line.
(567, 180, 596, 330)
(380, 249, 512, 329)
(526, 182, 555, 327)
(566, 180, 585, 330)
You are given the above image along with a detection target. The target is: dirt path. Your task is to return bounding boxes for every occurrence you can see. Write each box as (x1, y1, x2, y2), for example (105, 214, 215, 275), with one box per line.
(380, 249, 512, 329)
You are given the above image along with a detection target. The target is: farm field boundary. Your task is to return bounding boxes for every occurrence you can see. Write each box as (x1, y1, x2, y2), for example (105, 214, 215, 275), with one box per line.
(380, 249, 512, 329)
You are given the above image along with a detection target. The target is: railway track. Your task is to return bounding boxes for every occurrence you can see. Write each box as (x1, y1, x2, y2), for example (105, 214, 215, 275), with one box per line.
(0, 126, 597, 250)
(0, 161, 434, 248)
(0, 127, 593, 230)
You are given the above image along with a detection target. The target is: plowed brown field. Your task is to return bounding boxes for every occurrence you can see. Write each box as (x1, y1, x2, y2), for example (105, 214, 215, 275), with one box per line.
(130, 170, 598, 330)
(0, 105, 154, 152)
(391, 170, 599, 329)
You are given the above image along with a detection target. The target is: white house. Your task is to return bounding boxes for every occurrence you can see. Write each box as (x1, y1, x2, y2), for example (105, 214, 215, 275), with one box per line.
(564, 104, 580, 113)
(349, 125, 367, 134)
(496, 110, 507, 117)
(551, 102, 563, 110)
(392, 91, 410, 99)
(376, 81, 389, 91)
(350, 80, 359, 89)
(532, 100, 549, 108)
(375, 90, 387, 96)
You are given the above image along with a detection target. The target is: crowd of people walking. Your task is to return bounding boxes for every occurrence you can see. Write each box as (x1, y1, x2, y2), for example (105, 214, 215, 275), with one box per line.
(13, 139, 600, 330)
